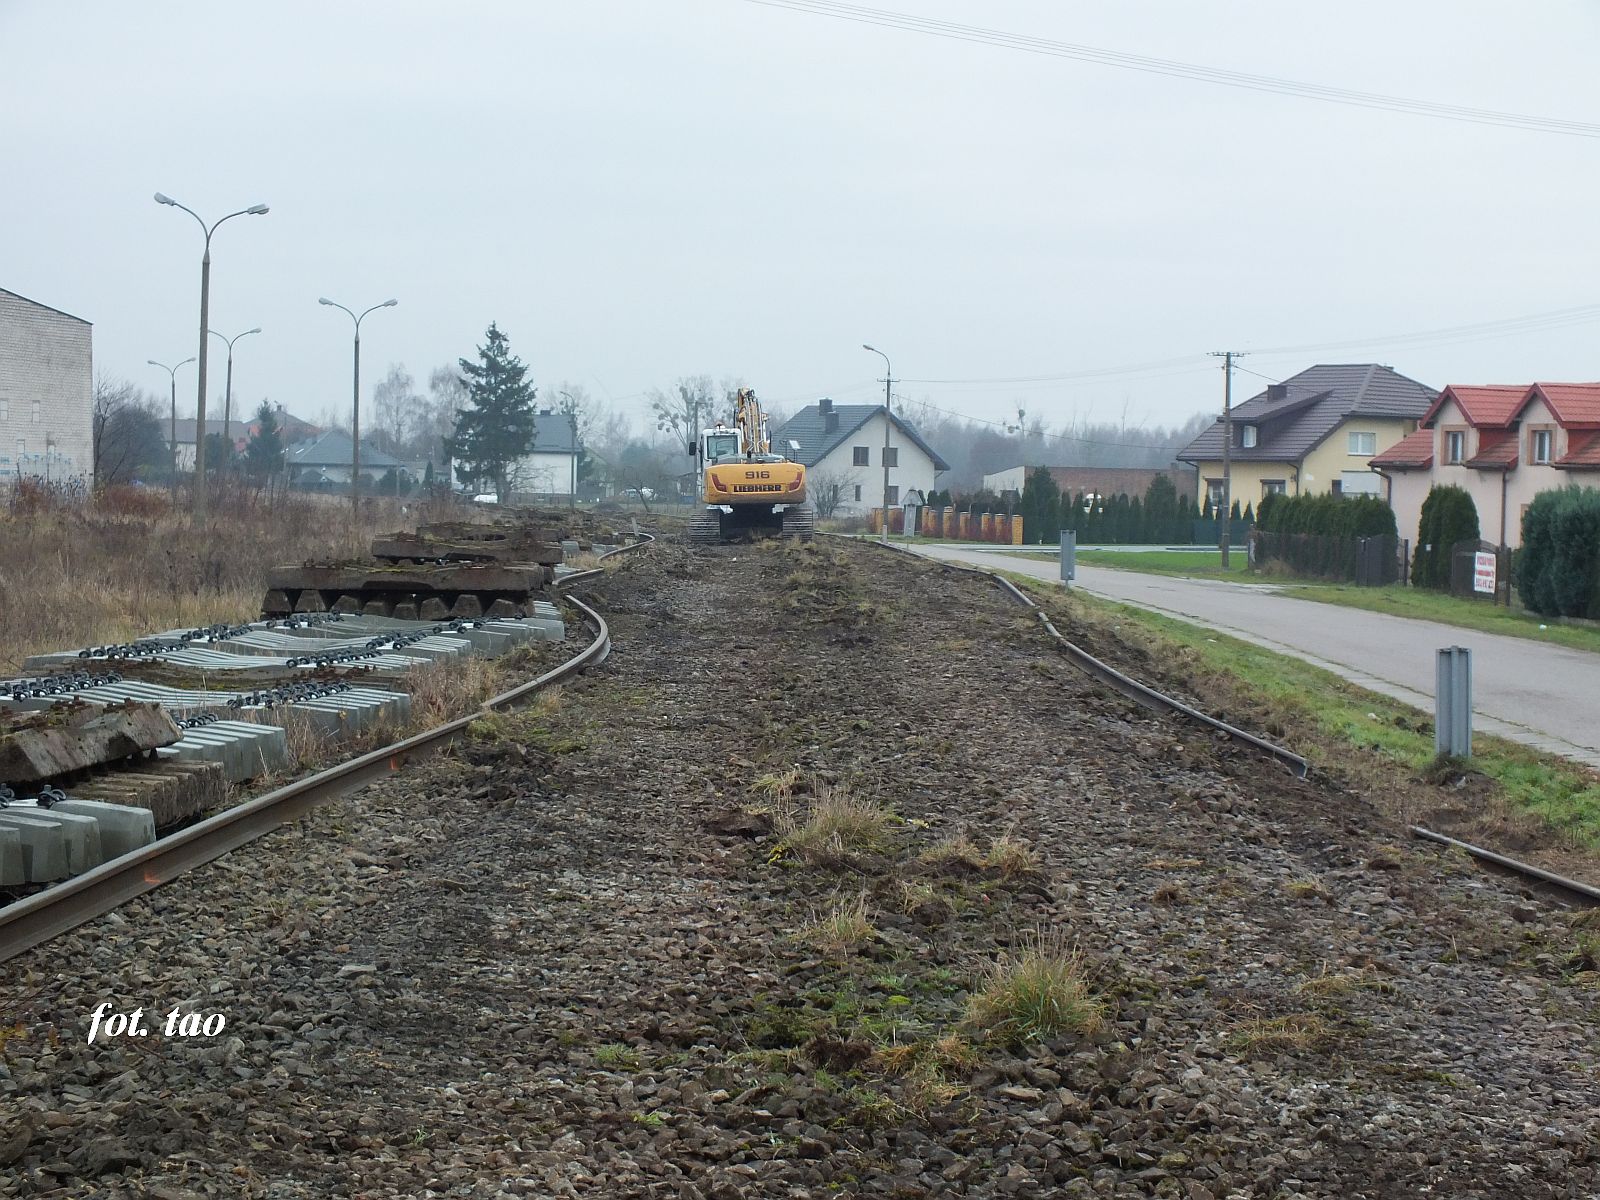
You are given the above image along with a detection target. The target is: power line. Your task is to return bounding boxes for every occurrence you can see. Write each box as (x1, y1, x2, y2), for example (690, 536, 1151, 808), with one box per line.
(903, 395, 1189, 452)
(744, 0, 1600, 138)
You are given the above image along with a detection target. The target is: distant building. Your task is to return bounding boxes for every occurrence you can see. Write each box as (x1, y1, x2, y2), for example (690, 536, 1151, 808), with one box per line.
(1177, 364, 1437, 508)
(773, 398, 950, 515)
(164, 418, 254, 472)
(0, 286, 93, 486)
(982, 465, 1191, 503)
(1372, 381, 1600, 549)
(285, 430, 413, 489)
(501, 410, 580, 501)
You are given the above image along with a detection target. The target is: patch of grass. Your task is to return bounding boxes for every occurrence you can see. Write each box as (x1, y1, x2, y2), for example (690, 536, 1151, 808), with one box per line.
(781, 784, 894, 862)
(595, 1042, 642, 1070)
(728, 1047, 805, 1073)
(630, 1110, 665, 1129)
(1294, 966, 1395, 1001)
(1284, 876, 1330, 901)
(797, 893, 876, 955)
(920, 834, 986, 871)
(966, 929, 1102, 1045)
(1075, 549, 1250, 579)
(1226, 1012, 1336, 1057)
(1061, 592, 1600, 848)
(984, 835, 1040, 878)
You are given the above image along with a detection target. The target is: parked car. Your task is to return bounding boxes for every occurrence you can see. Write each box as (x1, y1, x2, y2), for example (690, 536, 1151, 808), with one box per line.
(625, 487, 656, 500)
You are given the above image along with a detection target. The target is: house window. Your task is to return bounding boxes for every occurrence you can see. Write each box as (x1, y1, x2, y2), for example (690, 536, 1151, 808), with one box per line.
(1240, 425, 1258, 448)
(883, 447, 898, 468)
(852, 446, 869, 466)
(0, 399, 8, 420)
(1262, 479, 1286, 496)
(1205, 478, 1225, 507)
(1347, 431, 1377, 456)
(1532, 428, 1553, 465)
(853, 484, 861, 501)
(1444, 431, 1465, 464)
(31, 400, 41, 424)
(885, 485, 899, 505)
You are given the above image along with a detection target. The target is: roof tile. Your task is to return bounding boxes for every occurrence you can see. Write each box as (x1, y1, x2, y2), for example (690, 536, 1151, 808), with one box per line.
(1463, 430, 1518, 470)
(1554, 430, 1600, 469)
(1422, 384, 1528, 429)
(1369, 428, 1433, 469)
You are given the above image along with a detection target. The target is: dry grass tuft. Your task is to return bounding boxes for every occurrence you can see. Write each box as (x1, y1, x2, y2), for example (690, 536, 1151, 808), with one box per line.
(1226, 1012, 1335, 1056)
(1151, 882, 1189, 906)
(797, 892, 876, 954)
(983, 835, 1039, 879)
(782, 784, 893, 862)
(967, 929, 1102, 1045)
(920, 834, 986, 871)
(1294, 965, 1395, 1000)
(1284, 876, 1330, 901)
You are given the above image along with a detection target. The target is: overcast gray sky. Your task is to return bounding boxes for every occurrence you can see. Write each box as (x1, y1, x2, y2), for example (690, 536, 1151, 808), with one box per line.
(4, 0, 1598, 439)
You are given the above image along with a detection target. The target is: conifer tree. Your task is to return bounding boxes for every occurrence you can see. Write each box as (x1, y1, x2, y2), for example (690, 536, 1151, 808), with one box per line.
(446, 323, 537, 499)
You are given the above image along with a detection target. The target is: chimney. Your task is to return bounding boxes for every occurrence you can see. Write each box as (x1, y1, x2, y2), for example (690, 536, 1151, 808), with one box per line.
(820, 397, 838, 433)
(1266, 383, 1288, 403)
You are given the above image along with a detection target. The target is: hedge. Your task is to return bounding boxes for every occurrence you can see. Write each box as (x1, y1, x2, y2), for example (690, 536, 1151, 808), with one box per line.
(1514, 487, 1600, 618)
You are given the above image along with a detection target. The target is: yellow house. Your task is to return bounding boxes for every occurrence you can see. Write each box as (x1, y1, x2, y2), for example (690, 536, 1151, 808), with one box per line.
(1177, 363, 1437, 509)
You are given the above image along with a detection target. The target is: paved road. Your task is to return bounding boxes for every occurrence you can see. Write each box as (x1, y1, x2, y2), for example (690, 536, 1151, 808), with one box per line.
(911, 543, 1600, 768)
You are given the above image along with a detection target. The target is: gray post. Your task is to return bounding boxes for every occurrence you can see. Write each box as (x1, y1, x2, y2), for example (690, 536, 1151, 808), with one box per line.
(1059, 529, 1077, 586)
(1435, 646, 1472, 758)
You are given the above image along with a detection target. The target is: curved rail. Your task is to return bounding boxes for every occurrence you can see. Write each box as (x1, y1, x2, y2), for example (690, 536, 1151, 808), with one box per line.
(852, 537, 1309, 779)
(0, 532, 654, 964)
(1410, 825, 1600, 907)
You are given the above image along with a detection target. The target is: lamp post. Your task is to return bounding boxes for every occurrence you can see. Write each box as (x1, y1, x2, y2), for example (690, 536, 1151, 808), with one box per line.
(559, 390, 578, 510)
(153, 193, 269, 520)
(208, 326, 261, 482)
(319, 297, 398, 513)
(148, 356, 196, 500)
(862, 344, 893, 544)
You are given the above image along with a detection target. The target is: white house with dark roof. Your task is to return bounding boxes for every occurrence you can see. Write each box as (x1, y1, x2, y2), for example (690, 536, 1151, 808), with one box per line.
(0, 287, 93, 486)
(1176, 364, 1437, 508)
(773, 398, 949, 516)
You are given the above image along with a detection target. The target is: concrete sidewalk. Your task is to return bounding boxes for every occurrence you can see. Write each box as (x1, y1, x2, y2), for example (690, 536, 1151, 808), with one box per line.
(909, 543, 1600, 769)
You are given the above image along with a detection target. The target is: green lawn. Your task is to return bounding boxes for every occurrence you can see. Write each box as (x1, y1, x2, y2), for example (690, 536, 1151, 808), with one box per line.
(1074, 548, 1249, 579)
(1038, 586, 1600, 847)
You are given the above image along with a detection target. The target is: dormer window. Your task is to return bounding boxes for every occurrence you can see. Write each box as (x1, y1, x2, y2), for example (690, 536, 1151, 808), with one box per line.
(1240, 425, 1258, 448)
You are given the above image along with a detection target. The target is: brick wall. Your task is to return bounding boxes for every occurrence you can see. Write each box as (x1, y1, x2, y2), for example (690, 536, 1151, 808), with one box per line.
(0, 288, 94, 485)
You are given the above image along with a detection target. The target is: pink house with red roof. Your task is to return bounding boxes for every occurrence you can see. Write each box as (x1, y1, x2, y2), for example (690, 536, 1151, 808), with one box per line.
(1371, 381, 1600, 549)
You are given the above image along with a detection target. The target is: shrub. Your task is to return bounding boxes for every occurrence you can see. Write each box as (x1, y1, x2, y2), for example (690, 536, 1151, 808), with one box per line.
(1515, 487, 1600, 618)
(1411, 485, 1480, 590)
(967, 929, 1101, 1044)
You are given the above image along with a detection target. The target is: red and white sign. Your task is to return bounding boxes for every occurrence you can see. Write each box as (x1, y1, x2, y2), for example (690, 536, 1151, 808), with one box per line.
(1473, 551, 1497, 595)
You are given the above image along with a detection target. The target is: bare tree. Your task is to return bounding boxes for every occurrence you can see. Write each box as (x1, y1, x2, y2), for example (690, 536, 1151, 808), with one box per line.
(807, 466, 853, 518)
(92, 375, 166, 486)
(649, 376, 715, 455)
(370, 363, 420, 458)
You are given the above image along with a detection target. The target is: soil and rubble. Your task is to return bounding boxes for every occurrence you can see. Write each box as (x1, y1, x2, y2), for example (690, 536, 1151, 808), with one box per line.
(1, 537, 1596, 1198)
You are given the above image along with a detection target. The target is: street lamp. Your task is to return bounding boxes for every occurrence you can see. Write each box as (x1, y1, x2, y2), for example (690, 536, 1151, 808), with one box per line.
(559, 390, 578, 510)
(154, 192, 268, 519)
(863, 344, 893, 544)
(148, 356, 196, 499)
(319, 297, 397, 513)
(208, 326, 261, 482)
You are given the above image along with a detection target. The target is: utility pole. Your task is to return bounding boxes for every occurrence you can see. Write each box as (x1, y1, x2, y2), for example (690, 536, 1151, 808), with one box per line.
(1209, 351, 1245, 570)
(863, 344, 893, 543)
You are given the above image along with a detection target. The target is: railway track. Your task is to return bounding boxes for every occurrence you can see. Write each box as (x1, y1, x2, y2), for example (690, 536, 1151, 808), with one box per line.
(0, 535, 653, 965)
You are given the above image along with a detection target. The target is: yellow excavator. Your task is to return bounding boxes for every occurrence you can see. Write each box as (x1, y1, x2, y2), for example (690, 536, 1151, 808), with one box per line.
(687, 388, 814, 543)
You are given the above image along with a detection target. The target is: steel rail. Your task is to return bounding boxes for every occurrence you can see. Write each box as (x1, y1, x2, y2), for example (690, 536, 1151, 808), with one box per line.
(848, 536, 1309, 779)
(0, 533, 653, 964)
(1410, 825, 1600, 906)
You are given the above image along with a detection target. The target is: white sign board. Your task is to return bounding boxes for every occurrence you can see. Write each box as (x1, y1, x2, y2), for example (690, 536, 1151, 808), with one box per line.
(1473, 551, 1497, 595)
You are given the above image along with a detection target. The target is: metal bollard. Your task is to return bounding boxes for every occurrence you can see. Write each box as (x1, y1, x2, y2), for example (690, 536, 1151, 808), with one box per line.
(1059, 530, 1077, 587)
(1435, 646, 1472, 758)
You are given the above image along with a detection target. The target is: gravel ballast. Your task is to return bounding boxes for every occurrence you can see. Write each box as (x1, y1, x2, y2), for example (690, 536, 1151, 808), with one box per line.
(1, 537, 1596, 1198)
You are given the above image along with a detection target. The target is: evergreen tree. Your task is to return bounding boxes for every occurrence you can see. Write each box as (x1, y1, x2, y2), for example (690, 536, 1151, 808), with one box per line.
(446, 323, 538, 499)
(1020, 467, 1060, 545)
(423, 460, 436, 490)
(244, 402, 284, 480)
